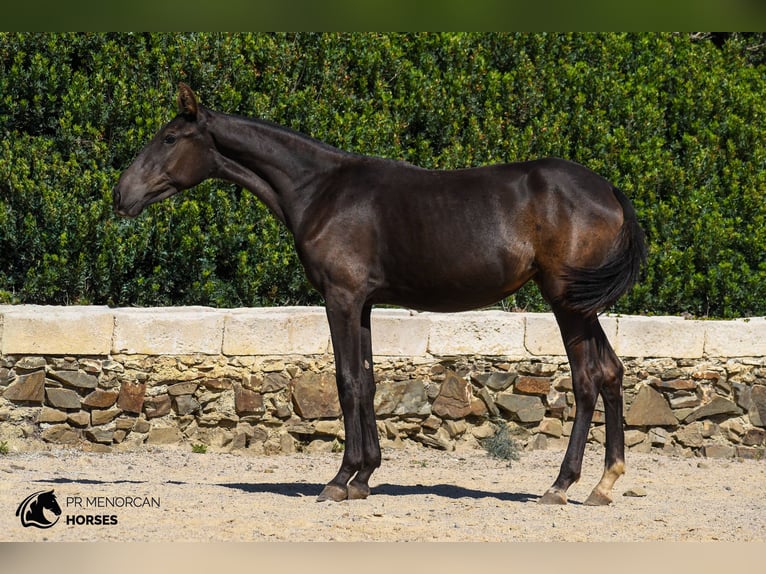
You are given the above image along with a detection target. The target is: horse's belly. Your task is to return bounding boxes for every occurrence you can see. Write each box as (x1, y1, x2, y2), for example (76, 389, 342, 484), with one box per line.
(370, 259, 535, 312)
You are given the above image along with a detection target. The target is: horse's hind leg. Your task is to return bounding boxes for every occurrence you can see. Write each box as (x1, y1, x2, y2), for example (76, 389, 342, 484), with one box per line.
(584, 338, 626, 506)
(539, 308, 625, 505)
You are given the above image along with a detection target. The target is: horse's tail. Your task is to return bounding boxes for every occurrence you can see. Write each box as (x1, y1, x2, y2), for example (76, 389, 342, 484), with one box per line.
(561, 187, 647, 315)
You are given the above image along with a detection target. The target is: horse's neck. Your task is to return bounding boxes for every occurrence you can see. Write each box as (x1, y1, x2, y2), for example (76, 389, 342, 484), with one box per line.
(207, 110, 346, 230)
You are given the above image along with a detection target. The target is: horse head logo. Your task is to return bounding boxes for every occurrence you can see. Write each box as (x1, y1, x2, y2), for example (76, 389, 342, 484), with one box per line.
(16, 489, 62, 529)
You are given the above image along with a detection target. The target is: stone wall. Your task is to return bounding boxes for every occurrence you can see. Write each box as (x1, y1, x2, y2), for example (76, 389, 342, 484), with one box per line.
(1, 306, 765, 460)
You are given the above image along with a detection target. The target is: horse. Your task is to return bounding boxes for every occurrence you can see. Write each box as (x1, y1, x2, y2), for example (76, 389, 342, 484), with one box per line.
(16, 489, 62, 528)
(114, 83, 647, 506)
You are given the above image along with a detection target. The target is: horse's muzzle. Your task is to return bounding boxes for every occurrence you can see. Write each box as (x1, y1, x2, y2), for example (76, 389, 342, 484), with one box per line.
(112, 187, 131, 217)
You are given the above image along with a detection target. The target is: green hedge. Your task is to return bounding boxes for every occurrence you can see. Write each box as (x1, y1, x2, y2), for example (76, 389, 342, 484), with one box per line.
(2, 32, 766, 318)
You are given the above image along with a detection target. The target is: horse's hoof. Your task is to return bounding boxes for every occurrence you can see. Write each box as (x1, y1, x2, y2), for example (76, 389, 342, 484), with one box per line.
(316, 484, 348, 502)
(347, 481, 370, 500)
(584, 489, 613, 506)
(539, 489, 568, 505)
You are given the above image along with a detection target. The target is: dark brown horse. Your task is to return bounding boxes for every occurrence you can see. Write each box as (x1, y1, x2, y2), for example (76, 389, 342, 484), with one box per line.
(114, 83, 647, 506)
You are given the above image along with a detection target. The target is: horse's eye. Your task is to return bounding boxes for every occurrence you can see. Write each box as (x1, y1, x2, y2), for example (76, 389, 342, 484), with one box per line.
(163, 134, 177, 145)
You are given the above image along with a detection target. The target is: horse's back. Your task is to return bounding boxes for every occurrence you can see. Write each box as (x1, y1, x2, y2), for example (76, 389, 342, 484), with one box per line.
(354, 155, 619, 210)
(362, 156, 625, 260)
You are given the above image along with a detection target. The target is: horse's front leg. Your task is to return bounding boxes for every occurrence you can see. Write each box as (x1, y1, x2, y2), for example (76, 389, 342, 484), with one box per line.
(316, 301, 379, 502)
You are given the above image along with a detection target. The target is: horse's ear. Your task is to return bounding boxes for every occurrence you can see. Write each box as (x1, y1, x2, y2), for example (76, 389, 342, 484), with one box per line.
(177, 82, 199, 120)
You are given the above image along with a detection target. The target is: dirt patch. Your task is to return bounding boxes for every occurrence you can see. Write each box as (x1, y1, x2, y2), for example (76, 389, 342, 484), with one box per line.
(1, 443, 764, 542)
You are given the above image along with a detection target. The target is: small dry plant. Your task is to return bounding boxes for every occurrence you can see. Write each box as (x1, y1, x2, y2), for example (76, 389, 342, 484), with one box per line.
(480, 420, 521, 466)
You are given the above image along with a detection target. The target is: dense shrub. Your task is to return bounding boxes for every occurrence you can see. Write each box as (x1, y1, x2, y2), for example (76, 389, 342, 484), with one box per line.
(1, 32, 766, 317)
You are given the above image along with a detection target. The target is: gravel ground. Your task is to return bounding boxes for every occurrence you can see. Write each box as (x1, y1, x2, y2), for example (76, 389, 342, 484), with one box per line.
(1, 442, 765, 542)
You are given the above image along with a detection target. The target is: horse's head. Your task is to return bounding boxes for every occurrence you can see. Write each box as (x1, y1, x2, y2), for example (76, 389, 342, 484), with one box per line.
(38, 490, 62, 516)
(113, 83, 216, 218)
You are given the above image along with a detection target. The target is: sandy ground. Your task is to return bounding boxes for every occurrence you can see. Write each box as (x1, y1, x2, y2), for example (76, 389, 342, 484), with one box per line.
(1, 442, 765, 543)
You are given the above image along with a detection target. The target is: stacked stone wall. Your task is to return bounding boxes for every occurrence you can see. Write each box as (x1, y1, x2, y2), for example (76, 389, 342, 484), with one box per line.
(1, 306, 765, 460)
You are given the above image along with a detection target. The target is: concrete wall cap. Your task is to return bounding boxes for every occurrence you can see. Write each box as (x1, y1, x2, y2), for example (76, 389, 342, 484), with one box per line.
(1, 305, 114, 355)
(1, 306, 765, 359)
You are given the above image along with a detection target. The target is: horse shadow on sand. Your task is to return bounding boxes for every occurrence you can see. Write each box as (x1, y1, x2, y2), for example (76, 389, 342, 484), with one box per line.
(219, 481, 540, 503)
